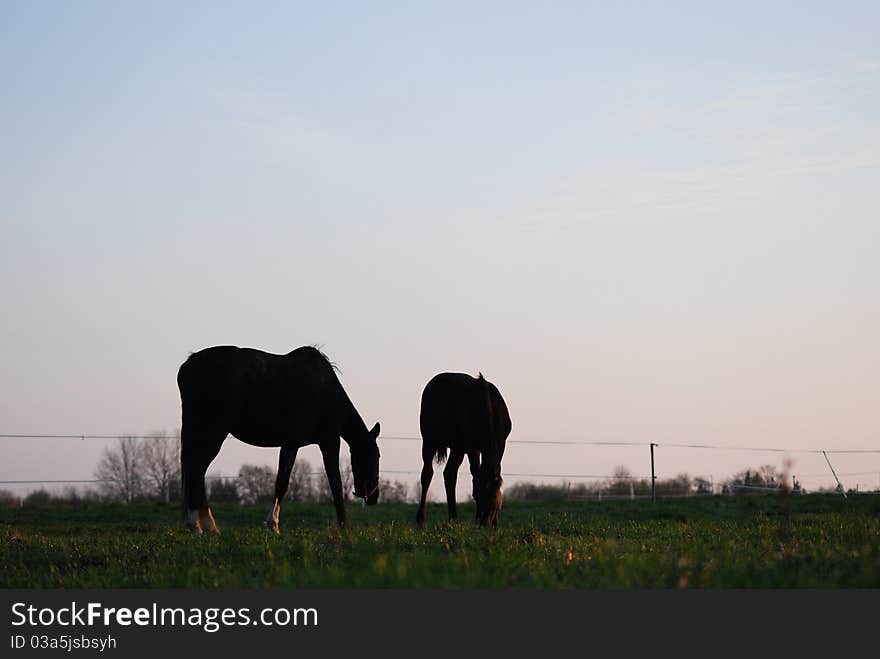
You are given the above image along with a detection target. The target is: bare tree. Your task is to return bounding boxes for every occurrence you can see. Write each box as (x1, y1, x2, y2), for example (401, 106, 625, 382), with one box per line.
(657, 472, 693, 497)
(726, 464, 784, 494)
(379, 479, 410, 503)
(94, 437, 146, 503)
(607, 465, 633, 496)
(694, 477, 713, 494)
(209, 477, 239, 503)
(237, 464, 275, 504)
(758, 465, 780, 487)
(0, 489, 18, 507)
(23, 489, 52, 506)
(286, 459, 315, 502)
(316, 454, 353, 503)
(142, 430, 181, 503)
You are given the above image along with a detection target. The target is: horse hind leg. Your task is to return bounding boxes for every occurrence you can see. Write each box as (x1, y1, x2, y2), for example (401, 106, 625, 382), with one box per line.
(202, 506, 220, 535)
(182, 426, 225, 536)
(415, 444, 435, 527)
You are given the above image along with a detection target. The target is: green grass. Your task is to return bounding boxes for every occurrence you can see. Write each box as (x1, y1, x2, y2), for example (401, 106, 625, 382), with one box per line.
(1, 495, 879, 588)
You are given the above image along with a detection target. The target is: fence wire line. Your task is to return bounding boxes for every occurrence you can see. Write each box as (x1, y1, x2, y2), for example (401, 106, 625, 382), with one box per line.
(1, 433, 877, 454)
(0, 434, 644, 447)
(2, 469, 877, 487)
(1, 433, 878, 490)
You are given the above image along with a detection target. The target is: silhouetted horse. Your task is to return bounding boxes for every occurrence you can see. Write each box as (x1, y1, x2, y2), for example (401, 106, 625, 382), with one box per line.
(416, 372, 511, 527)
(177, 345, 380, 535)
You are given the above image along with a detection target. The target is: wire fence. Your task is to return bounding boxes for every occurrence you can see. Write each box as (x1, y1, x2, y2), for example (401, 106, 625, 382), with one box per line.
(4, 433, 878, 455)
(1, 432, 878, 498)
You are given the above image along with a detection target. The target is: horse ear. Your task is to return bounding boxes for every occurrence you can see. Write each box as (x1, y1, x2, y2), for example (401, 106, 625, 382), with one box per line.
(370, 422, 380, 439)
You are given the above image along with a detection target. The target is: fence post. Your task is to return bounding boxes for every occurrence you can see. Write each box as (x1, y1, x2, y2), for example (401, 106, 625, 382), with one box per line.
(650, 443, 657, 502)
(822, 451, 847, 499)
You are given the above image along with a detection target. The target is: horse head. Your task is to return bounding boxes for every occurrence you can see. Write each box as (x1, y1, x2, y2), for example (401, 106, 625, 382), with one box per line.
(475, 473, 503, 527)
(351, 422, 381, 505)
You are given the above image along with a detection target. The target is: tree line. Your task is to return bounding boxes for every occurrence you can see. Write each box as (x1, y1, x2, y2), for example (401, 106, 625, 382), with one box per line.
(0, 434, 411, 507)
(0, 434, 855, 508)
(505, 464, 813, 500)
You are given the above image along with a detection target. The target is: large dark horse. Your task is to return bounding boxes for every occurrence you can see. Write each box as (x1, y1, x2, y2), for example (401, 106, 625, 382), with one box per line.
(416, 372, 511, 527)
(177, 345, 380, 534)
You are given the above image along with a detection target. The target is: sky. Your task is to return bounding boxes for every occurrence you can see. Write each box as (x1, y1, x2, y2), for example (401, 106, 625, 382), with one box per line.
(1, 1, 879, 499)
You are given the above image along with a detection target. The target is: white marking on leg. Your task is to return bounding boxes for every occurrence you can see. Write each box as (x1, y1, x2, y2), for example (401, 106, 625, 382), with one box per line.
(186, 509, 203, 536)
(204, 507, 220, 534)
(266, 499, 281, 529)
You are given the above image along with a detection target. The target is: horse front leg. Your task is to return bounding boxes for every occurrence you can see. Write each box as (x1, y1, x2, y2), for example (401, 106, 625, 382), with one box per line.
(320, 439, 347, 528)
(266, 444, 299, 534)
(416, 444, 435, 527)
(467, 450, 481, 502)
(443, 450, 465, 521)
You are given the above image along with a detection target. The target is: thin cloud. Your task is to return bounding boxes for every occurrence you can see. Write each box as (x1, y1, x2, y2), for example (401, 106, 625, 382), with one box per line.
(523, 154, 878, 228)
(198, 87, 336, 167)
(515, 67, 880, 229)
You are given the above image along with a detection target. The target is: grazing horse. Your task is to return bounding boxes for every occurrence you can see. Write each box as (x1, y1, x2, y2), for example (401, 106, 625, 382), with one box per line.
(416, 372, 511, 527)
(177, 345, 380, 535)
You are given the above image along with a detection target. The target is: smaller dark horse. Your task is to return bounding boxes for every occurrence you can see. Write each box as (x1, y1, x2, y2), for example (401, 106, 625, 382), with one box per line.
(416, 372, 511, 527)
(177, 345, 380, 535)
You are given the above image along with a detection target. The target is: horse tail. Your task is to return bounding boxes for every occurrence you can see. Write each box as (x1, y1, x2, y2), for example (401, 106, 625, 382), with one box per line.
(179, 424, 187, 520)
(177, 359, 189, 521)
(419, 390, 448, 464)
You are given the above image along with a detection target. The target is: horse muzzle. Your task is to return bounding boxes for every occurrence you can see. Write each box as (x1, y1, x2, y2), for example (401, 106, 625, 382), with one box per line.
(365, 483, 379, 506)
(353, 483, 379, 505)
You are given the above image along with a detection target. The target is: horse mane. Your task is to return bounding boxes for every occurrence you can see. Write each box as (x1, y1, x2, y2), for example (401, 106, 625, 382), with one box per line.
(479, 372, 494, 441)
(478, 372, 503, 481)
(308, 344, 342, 374)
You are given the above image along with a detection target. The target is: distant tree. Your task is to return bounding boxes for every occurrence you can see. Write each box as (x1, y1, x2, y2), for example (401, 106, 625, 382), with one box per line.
(341, 460, 353, 499)
(23, 489, 52, 506)
(0, 489, 18, 507)
(379, 479, 410, 503)
(142, 431, 181, 503)
(726, 465, 787, 494)
(209, 477, 239, 503)
(694, 477, 713, 495)
(316, 454, 353, 503)
(607, 465, 633, 496)
(506, 481, 596, 501)
(237, 464, 275, 504)
(80, 487, 102, 503)
(657, 473, 692, 497)
(286, 459, 315, 502)
(59, 486, 81, 504)
(94, 437, 146, 503)
(758, 465, 780, 487)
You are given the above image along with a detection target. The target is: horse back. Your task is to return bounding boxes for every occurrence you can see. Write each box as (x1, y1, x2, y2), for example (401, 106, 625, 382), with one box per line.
(178, 345, 343, 444)
(419, 372, 509, 455)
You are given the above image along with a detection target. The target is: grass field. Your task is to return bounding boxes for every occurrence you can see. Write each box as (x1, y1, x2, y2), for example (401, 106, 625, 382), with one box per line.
(1, 494, 878, 588)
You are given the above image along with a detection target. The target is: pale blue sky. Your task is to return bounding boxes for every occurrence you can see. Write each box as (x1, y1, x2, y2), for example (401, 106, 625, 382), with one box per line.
(2, 2, 879, 496)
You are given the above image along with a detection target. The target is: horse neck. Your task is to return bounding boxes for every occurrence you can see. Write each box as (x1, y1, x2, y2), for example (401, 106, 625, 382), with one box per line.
(482, 445, 503, 480)
(340, 391, 368, 447)
(482, 389, 505, 479)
